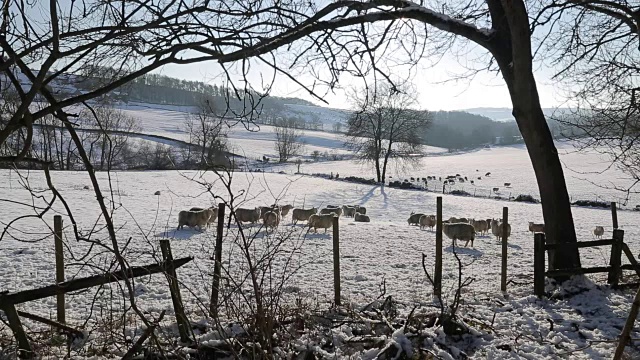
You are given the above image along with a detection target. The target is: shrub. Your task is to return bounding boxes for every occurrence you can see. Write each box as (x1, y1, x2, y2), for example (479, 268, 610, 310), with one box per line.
(513, 194, 540, 203)
(343, 176, 377, 185)
(450, 190, 471, 196)
(572, 200, 610, 208)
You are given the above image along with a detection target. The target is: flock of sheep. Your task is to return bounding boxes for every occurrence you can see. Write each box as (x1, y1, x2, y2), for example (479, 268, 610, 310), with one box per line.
(407, 213, 514, 247)
(407, 212, 608, 247)
(176, 204, 370, 233)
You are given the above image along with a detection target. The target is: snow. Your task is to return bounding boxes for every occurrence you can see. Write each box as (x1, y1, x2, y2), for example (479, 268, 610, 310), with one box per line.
(273, 141, 640, 209)
(2, 101, 640, 358)
(1, 159, 640, 357)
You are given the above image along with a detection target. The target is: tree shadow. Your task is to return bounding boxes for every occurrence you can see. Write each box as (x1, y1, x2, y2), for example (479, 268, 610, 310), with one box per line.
(155, 228, 207, 240)
(444, 245, 483, 258)
(305, 232, 332, 240)
(357, 185, 388, 209)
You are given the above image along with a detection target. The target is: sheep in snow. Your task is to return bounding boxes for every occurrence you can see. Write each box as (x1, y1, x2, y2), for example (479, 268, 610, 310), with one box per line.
(259, 206, 279, 218)
(472, 219, 489, 235)
(354, 212, 370, 222)
(419, 215, 436, 230)
(408, 212, 426, 226)
(279, 204, 294, 216)
(320, 207, 342, 216)
(493, 187, 500, 193)
(593, 226, 605, 239)
(355, 205, 367, 215)
(504, 182, 511, 187)
(485, 172, 491, 177)
(443, 222, 476, 247)
(177, 208, 214, 230)
(235, 207, 261, 224)
(342, 205, 357, 218)
(263, 211, 281, 231)
(528, 222, 545, 234)
(291, 207, 318, 224)
(491, 219, 511, 241)
(190, 206, 219, 227)
(308, 214, 336, 233)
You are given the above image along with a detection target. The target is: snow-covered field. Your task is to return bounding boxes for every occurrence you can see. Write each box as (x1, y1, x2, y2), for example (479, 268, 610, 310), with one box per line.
(113, 102, 364, 160)
(274, 142, 640, 209)
(1, 163, 639, 358)
(3, 102, 640, 358)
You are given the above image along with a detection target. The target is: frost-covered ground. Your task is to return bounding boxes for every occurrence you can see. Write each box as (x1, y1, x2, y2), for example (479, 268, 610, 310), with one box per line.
(1, 164, 639, 358)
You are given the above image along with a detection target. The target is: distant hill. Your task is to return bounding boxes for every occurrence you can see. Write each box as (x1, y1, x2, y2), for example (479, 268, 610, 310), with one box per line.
(7, 68, 573, 149)
(463, 107, 574, 122)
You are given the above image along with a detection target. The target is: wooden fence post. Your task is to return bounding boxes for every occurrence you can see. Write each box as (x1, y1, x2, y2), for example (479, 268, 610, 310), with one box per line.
(159, 240, 190, 343)
(534, 233, 545, 297)
(210, 203, 225, 317)
(53, 215, 65, 325)
(1, 301, 33, 359)
(501, 207, 508, 292)
(608, 229, 624, 286)
(611, 202, 619, 230)
(434, 197, 443, 297)
(332, 216, 341, 306)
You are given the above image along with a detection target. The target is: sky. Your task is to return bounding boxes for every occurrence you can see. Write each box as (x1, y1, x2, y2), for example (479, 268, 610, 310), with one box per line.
(24, 0, 572, 112)
(153, 47, 569, 112)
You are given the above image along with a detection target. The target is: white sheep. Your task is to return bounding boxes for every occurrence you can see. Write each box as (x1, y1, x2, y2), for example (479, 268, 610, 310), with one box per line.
(443, 223, 476, 247)
(279, 204, 294, 216)
(320, 207, 342, 216)
(471, 219, 489, 235)
(408, 212, 425, 225)
(354, 212, 370, 222)
(528, 222, 545, 234)
(594, 226, 605, 239)
(177, 208, 214, 230)
(342, 205, 357, 218)
(491, 219, 511, 241)
(419, 215, 436, 231)
(190, 206, 219, 227)
(235, 207, 261, 224)
(292, 207, 318, 224)
(355, 206, 367, 215)
(308, 214, 336, 233)
(263, 211, 281, 231)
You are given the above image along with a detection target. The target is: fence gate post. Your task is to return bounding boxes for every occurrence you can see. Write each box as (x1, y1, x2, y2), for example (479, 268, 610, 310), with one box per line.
(434, 197, 443, 297)
(501, 207, 508, 292)
(1, 300, 32, 359)
(611, 202, 619, 229)
(534, 233, 546, 297)
(210, 203, 226, 317)
(53, 215, 65, 325)
(332, 216, 341, 306)
(608, 229, 624, 286)
(159, 240, 191, 343)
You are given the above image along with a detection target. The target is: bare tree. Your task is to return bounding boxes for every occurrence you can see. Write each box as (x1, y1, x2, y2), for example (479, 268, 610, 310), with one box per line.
(274, 119, 304, 163)
(538, 1, 640, 195)
(346, 83, 431, 183)
(81, 103, 139, 171)
(185, 97, 228, 168)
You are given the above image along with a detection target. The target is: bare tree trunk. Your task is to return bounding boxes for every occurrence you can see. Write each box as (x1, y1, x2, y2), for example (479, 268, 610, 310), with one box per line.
(494, 0, 581, 271)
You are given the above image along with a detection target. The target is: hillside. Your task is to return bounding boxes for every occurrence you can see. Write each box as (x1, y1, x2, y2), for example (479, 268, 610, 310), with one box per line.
(6, 69, 572, 152)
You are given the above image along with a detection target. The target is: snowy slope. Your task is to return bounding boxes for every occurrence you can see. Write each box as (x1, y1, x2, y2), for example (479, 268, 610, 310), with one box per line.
(0, 168, 639, 358)
(273, 141, 640, 208)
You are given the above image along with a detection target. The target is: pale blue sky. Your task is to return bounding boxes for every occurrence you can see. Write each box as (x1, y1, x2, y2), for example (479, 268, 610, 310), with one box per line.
(26, 0, 570, 111)
(155, 48, 567, 111)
